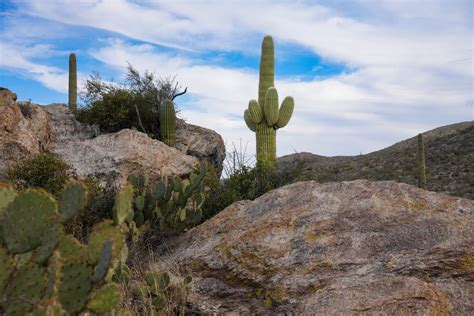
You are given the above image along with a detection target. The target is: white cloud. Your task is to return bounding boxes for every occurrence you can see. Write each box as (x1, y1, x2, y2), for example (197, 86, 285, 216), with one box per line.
(0, 42, 69, 93)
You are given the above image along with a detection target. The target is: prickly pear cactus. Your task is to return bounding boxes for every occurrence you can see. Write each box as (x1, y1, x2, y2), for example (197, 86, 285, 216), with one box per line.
(150, 162, 207, 233)
(159, 99, 176, 147)
(0, 187, 127, 315)
(68, 53, 77, 112)
(244, 35, 295, 166)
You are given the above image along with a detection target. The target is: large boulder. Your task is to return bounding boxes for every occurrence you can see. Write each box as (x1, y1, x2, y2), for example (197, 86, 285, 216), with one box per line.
(51, 129, 198, 188)
(157, 180, 474, 314)
(175, 119, 225, 176)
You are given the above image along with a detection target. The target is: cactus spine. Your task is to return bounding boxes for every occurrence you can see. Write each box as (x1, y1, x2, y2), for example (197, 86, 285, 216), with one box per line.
(159, 99, 176, 146)
(244, 35, 295, 166)
(68, 53, 77, 112)
(417, 133, 427, 189)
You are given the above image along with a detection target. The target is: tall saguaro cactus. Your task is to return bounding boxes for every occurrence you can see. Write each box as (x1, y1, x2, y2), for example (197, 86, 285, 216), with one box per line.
(159, 99, 176, 146)
(244, 35, 294, 166)
(417, 133, 427, 189)
(68, 53, 77, 112)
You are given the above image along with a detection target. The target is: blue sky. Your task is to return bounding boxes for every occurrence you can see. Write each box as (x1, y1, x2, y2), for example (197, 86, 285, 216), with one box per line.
(0, 0, 472, 158)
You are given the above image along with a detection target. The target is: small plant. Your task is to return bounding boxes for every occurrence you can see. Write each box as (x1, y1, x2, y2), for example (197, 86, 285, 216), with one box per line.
(133, 269, 192, 314)
(6, 153, 70, 197)
(244, 35, 295, 166)
(0, 182, 126, 315)
(159, 99, 177, 146)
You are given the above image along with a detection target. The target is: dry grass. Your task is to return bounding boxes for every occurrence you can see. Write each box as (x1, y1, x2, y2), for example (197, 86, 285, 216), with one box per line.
(116, 235, 192, 315)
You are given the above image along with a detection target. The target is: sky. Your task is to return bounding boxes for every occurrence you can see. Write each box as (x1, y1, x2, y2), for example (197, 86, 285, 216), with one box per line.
(0, 0, 472, 158)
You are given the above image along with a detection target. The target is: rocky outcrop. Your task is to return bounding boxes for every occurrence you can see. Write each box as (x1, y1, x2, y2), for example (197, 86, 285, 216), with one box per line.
(52, 129, 198, 188)
(0, 87, 17, 107)
(157, 180, 474, 314)
(175, 119, 225, 176)
(0, 89, 220, 187)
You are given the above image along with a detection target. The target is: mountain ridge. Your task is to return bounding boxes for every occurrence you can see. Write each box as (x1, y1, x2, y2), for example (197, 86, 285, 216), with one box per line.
(278, 121, 473, 199)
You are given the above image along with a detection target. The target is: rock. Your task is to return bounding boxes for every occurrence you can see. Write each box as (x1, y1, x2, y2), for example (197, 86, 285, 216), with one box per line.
(0, 98, 201, 187)
(157, 180, 474, 314)
(51, 129, 199, 188)
(0, 101, 52, 176)
(175, 119, 225, 176)
(44, 103, 99, 143)
(0, 87, 17, 107)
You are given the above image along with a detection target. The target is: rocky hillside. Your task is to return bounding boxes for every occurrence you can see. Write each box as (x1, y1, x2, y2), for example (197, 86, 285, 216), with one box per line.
(278, 121, 473, 199)
(157, 180, 474, 314)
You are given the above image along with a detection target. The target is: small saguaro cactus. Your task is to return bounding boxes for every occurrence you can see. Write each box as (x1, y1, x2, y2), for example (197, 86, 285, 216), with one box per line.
(417, 133, 427, 189)
(68, 53, 77, 112)
(159, 99, 177, 146)
(244, 35, 295, 166)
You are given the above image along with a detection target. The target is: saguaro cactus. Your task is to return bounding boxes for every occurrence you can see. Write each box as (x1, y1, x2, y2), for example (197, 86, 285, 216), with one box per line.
(159, 99, 176, 146)
(417, 133, 427, 189)
(244, 35, 294, 166)
(68, 53, 77, 112)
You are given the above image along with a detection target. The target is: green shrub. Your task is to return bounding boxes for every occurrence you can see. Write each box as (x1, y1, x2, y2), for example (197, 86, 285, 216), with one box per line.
(6, 153, 70, 197)
(202, 147, 304, 219)
(77, 65, 186, 140)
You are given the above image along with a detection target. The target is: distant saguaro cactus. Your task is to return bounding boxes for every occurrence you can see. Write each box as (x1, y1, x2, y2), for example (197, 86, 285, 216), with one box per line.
(244, 35, 294, 166)
(159, 99, 176, 146)
(417, 133, 427, 189)
(68, 53, 77, 112)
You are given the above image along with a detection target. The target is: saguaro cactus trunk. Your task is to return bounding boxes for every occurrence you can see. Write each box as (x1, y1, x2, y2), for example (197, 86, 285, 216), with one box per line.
(417, 133, 427, 189)
(159, 99, 176, 147)
(243, 36, 295, 166)
(68, 53, 77, 112)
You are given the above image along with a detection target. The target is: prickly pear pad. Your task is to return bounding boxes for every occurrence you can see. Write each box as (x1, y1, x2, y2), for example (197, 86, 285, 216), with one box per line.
(59, 181, 87, 223)
(3, 190, 58, 253)
(88, 283, 122, 314)
(3, 261, 47, 315)
(59, 260, 93, 314)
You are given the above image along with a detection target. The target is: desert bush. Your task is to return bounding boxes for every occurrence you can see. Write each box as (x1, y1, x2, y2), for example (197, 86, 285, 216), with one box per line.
(202, 143, 304, 219)
(76, 65, 186, 139)
(6, 153, 70, 197)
